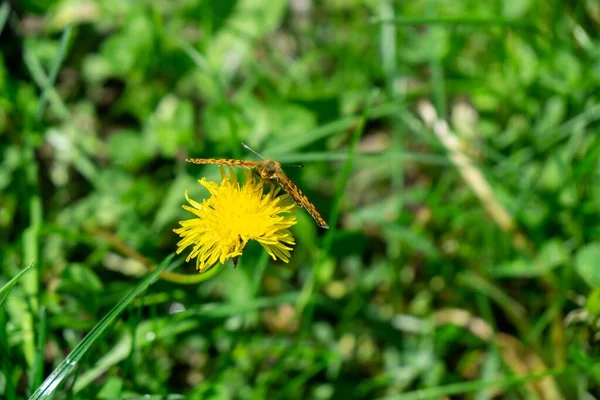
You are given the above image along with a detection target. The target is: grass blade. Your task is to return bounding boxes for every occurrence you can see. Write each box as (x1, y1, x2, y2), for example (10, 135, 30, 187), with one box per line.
(36, 25, 73, 120)
(298, 89, 380, 323)
(28, 254, 176, 400)
(379, 367, 568, 400)
(370, 16, 535, 29)
(28, 306, 47, 396)
(265, 100, 403, 155)
(0, 264, 31, 400)
(274, 150, 450, 165)
(0, 2, 10, 36)
(324, 88, 381, 248)
(24, 48, 70, 121)
(0, 308, 17, 400)
(0, 263, 33, 307)
(177, 292, 301, 319)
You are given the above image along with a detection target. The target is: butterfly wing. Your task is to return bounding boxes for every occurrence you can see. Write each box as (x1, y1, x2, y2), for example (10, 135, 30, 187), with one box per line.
(276, 170, 329, 229)
(185, 158, 262, 169)
(186, 157, 329, 229)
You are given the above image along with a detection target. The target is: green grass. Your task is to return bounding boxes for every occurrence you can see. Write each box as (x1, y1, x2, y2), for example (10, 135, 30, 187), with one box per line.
(2, 1, 600, 399)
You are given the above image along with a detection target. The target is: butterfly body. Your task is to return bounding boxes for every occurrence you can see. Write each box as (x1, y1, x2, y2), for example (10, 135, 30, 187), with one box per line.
(186, 157, 329, 229)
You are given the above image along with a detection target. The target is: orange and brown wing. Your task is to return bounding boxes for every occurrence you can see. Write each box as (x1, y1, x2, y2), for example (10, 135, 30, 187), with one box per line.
(185, 158, 262, 169)
(277, 172, 329, 229)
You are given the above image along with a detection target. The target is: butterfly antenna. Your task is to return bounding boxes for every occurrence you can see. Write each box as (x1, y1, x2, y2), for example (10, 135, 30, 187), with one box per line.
(283, 163, 304, 168)
(241, 142, 266, 159)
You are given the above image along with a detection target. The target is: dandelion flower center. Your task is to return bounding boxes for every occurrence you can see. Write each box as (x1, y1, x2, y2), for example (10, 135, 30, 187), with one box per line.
(174, 168, 297, 272)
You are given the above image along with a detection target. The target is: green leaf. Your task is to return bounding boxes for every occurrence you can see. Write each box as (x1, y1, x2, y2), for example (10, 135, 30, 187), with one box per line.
(107, 129, 152, 170)
(585, 286, 600, 317)
(146, 95, 195, 157)
(152, 174, 199, 232)
(97, 376, 124, 399)
(206, 0, 286, 75)
(575, 243, 600, 287)
(502, 0, 532, 19)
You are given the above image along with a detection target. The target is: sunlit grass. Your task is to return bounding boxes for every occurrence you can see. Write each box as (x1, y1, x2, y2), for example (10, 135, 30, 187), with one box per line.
(1, 1, 599, 399)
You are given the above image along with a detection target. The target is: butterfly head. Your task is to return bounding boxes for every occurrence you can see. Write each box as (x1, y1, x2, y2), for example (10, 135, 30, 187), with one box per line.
(257, 159, 281, 180)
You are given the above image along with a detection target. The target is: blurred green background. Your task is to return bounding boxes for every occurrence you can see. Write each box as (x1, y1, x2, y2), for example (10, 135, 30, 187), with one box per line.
(2, 0, 600, 398)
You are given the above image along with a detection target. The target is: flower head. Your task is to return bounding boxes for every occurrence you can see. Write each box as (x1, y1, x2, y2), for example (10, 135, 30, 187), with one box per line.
(174, 168, 297, 272)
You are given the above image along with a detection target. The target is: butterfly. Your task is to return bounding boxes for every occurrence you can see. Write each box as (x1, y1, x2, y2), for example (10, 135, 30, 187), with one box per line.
(186, 145, 329, 229)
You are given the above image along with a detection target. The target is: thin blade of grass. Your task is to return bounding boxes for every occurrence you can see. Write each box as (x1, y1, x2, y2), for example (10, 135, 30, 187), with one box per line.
(370, 16, 535, 30)
(426, 3, 447, 119)
(265, 100, 403, 155)
(274, 151, 450, 165)
(28, 254, 176, 400)
(538, 102, 600, 151)
(379, 368, 568, 400)
(28, 306, 47, 396)
(36, 25, 73, 120)
(0, 265, 33, 400)
(456, 272, 528, 333)
(379, 0, 406, 203)
(71, 333, 131, 394)
(251, 252, 270, 295)
(180, 41, 211, 74)
(298, 89, 380, 325)
(0, 263, 32, 307)
(21, 196, 43, 365)
(323, 88, 381, 249)
(0, 307, 17, 400)
(23, 48, 71, 121)
(279, 359, 329, 398)
(176, 292, 301, 319)
(379, 0, 396, 83)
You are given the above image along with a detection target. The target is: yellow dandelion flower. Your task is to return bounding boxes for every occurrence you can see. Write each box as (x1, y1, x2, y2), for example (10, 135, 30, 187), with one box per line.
(174, 168, 297, 273)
